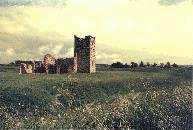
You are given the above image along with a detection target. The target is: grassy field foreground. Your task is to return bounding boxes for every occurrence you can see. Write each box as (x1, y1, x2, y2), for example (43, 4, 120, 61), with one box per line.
(0, 66, 192, 129)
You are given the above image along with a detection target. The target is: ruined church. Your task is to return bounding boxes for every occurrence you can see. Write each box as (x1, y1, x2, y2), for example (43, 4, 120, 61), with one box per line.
(20, 35, 96, 74)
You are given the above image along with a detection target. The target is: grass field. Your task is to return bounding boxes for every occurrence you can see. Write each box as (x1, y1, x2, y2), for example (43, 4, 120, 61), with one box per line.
(0, 66, 192, 129)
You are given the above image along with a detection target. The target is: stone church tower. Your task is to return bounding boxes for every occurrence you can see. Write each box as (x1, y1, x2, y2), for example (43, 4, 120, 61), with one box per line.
(74, 35, 96, 73)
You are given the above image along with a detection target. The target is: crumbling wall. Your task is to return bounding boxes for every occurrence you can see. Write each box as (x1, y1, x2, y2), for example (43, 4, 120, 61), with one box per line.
(43, 54, 56, 74)
(19, 63, 33, 74)
(33, 61, 45, 73)
(89, 37, 96, 73)
(56, 57, 77, 74)
(65, 57, 77, 73)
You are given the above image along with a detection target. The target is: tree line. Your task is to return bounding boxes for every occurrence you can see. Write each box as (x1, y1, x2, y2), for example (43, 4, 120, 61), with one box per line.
(111, 61, 178, 68)
(10, 60, 179, 69)
(9, 60, 42, 66)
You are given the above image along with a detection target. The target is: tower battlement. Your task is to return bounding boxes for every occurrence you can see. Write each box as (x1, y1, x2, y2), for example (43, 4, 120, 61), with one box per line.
(74, 35, 95, 49)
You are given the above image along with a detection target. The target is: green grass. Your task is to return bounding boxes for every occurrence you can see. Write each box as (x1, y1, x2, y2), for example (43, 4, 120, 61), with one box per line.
(0, 66, 192, 129)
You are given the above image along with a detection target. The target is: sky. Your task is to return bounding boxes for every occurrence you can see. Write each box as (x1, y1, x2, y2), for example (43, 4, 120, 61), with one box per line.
(0, 0, 192, 65)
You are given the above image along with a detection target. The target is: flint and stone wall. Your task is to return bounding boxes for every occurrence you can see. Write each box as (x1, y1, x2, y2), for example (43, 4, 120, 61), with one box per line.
(33, 61, 45, 73)
(19, 63, 33, 74)
(43, 54, 56, 74)
(74, 35, 96, 73)
(56, 57, 77, 74)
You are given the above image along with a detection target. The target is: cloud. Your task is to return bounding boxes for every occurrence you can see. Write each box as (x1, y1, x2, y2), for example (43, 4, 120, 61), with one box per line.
(0, 32, 73, 63)
(0, 1, 192, 65)
(63, 47, 74, 58)
(95, 45, 193, 65)
(0, 48, 16, 63)
(5, 48, 15, 56)
(0, 0, 67, 7)
(52, 44, 64, 55)
(158, 0, 188, 6)
(38, 44, 52, 55)
(38, 43, 65, 56)
(0, 0, 189, 7)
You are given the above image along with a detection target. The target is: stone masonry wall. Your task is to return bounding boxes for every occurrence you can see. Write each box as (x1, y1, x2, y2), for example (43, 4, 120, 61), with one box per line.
(89, 37, 96, 73)
(19, 63, 33, 74)
(43, 54, 56, 74)
(56, 57, 77, 74)
(74, 35, 96, 73)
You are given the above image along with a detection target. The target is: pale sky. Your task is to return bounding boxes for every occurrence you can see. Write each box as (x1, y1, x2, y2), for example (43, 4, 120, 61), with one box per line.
(0, 0, 192, 64)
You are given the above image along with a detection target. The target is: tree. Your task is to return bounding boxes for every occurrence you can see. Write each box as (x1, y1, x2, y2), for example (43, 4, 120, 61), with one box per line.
(15, 60, 33, 65)
(164, 62, 171, 68)
(160, 63, 164, 68)
(139, 61, 145, 67)
(111, 62, 124, 68)
(146, 62, 150, 67)
(172, 63, 178, 68)
(131, 62, 138, 68)
(152, 62, 157, 67)
(124, 63, 130, 68)
(9, 62, 15, 65)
